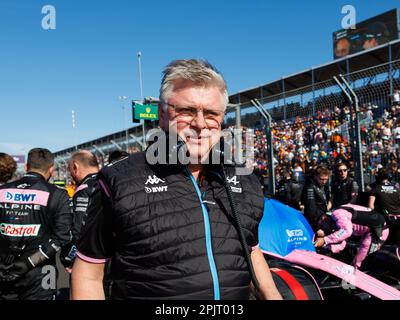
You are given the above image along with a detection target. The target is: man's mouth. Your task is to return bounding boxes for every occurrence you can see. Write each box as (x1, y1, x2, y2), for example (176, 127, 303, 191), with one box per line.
(186, 135, 210, 145)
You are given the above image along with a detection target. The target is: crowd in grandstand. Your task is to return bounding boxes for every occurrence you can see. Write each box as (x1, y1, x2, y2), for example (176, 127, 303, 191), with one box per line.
(253, 97, 400, 189)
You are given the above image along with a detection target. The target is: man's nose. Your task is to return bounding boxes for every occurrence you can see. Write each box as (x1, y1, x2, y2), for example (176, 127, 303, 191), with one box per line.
(192, 111, 207, 129)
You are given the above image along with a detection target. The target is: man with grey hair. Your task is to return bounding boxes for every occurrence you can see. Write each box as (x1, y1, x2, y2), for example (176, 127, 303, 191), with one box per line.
(72, 59, 281, 300)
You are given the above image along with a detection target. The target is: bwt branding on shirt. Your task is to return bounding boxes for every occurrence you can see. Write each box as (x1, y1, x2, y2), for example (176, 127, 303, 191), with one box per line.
(0, 223, 41, 237)
(5, 192, 37, 202)
(0, 189, 50, 206)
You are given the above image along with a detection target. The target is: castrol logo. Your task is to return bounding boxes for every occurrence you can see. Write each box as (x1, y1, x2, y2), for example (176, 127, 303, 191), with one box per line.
(0, 223, 41, 237)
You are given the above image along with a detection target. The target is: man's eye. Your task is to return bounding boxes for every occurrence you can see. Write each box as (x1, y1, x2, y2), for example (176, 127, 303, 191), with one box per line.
(204, 111, 220, 117)
(179, 108, 195, 114)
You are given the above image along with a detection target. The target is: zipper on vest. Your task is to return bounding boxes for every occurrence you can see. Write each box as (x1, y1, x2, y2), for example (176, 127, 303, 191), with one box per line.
(184, 167, 221, 300)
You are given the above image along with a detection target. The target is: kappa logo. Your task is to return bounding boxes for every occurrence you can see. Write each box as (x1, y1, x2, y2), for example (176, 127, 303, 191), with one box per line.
(145, 175, 166, 185)
(145, 175, 168, 193)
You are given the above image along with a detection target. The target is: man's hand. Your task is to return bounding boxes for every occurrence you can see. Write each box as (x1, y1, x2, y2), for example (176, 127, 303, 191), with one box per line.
(0, 264, 13, 281)
(0, 258, 33, 282)
(250, 248, 282, 300)
(314, 229, 325, 248)
(314, 237, 325, 248)
(60, 244, 77, 269)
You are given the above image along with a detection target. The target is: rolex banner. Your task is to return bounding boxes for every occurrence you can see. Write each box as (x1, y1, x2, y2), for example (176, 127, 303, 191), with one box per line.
(133, 103, 159, 121)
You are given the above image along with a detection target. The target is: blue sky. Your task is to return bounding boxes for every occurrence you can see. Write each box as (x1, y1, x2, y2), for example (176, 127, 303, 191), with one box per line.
(0, 0, 398, 155)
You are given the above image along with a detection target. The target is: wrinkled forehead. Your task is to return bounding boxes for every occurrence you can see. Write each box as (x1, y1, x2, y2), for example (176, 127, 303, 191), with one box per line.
(167, 80, 226, 108)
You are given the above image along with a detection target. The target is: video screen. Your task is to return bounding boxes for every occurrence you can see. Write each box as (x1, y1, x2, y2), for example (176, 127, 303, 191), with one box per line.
(333, 9, 399, 59)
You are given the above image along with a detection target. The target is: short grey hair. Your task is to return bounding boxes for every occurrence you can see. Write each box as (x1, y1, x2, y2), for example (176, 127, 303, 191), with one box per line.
(159, 59, 229, 109)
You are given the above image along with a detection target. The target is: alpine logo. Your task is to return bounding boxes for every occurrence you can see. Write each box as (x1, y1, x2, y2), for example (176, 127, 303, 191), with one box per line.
(0, 223, 41, 237)
(145, 175, 168, 193)
(16, 183, 29, 189)
(227, 176, 242, 193)
(5, 192, 37, 202)
(227, 176, 240, 185)
(286, 229, 307, 243)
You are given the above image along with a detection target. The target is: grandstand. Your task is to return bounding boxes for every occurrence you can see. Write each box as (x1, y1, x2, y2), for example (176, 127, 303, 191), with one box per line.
(227, 39, 400, 122)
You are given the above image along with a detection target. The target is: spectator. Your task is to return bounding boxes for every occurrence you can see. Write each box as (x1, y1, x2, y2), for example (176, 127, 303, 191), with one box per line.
(61, 150, 100, 272)
(0, 153, 17, 185)
(389, 160, 400, 186)
(393, 90, 400, 106)
(331, 162, 359, 209)
(369, 168, 400, 216)
(302, 166, 332, 234)
(275, 169, 302, 210)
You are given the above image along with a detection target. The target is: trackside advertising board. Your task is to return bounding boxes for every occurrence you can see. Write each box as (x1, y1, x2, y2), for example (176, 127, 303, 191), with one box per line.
(133, 103, 158, 121)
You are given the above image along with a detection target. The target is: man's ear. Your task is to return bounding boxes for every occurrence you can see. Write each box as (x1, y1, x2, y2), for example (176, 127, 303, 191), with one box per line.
(24, 164, 28, 172)
(73, 161, 79, 172)
(48, 165, 55, 179)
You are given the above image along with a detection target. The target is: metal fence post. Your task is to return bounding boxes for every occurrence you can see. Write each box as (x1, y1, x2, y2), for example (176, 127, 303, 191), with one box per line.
(334, 75, 365, 192)
(311, 68, 315, 115)
(251, 99, 275, 196)
(389, 44, 393, 98)
(236, 94, 241, 129)
(282, 78, 287, 120)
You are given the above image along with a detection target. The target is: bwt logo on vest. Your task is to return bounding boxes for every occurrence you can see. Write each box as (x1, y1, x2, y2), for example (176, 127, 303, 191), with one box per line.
(5, 192, 37, 202)
(145, 175, 168, 193)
